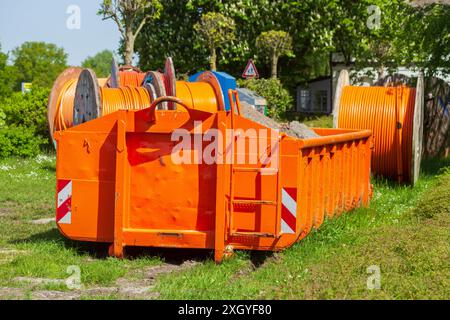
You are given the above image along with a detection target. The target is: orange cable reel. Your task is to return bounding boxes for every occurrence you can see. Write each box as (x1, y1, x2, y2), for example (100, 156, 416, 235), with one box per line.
(335, 70, 424, 184)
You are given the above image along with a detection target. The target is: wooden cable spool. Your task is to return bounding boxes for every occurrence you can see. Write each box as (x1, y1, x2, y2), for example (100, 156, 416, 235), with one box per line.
(108, 57, 146, 88)
(108, 57, 120, 88)
(48, 67, 108, 138)
(73, 69, 153, 126)
(196, 71, 225, 111)
(74, 69, 102, 125)
(164, 57, 177, 110)
(143, 71, 168, 110)
(48, 67, 83, 137)
(411, 72, 424, 185)
(53, 60, 226, 130)
(118, 71, 146, 87)
(334, 70, 424, 184)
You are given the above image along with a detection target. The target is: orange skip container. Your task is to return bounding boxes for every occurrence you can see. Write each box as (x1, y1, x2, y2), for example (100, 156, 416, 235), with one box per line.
(54, 95, 373, 262)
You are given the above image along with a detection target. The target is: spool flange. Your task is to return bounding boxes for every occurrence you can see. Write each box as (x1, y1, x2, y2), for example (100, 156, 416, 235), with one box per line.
(164, 57, 177, 110)
(108, 57, 120, 88)
(411, 72, 424, 185)
(197, 71, 225, 111)
(144, 71, 168, 110)
(333, 69, 350, 128)
(73, 69, 101, 126)
(47, 67, 83, 137)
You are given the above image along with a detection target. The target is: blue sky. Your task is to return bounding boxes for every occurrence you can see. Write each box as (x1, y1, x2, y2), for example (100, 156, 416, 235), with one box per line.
(0, 0, 121, 65)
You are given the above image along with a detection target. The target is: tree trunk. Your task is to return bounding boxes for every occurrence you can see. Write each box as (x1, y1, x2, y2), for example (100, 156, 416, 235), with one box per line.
(210, 47, 217, 71)
(124, 27, 135, 66)
(271, 54, 278, 78)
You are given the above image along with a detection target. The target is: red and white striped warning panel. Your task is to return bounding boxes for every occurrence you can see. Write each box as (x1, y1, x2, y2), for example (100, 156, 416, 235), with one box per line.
(57, 180, 72, 224)
(281, 187, 297, 234)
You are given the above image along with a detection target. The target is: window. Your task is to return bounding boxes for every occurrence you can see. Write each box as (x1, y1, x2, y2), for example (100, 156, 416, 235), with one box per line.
(315, 90, 328, 112)
(297, 89, 311, 112)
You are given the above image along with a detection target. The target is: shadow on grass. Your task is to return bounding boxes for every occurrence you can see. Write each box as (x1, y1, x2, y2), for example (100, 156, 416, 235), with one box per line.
(249, 251, 275, 268)
(9, 227, 213, 264)
(126, 246, 212, 265)
(370, 156, 450, 188)
(421, 156, 450, 177)
(9, 227, 277, 268)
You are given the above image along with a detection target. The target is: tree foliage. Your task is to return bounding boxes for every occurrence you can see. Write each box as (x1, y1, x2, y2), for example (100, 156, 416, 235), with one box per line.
(194, 12, 236, 71)
(402, 3, 450, 76)
(135, 0, 220, 75)
(0, 45, 17, 98)
(82, 50, 114, 77)
(256, 30, 293, 78)
(238, 77, 293, 119)
(11, 42, 67, 89)
(99, 0, 162, 65)
(134, 1, 449, 82)
(135, 0, 338, 83)
(330, 1, 450, 77)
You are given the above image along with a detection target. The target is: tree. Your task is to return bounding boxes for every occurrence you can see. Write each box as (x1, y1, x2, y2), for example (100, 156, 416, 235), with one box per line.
(330, 1, 412, 74)
(11, 42, 67, 89)
(401, 3, 450, 76)
(135, 0, 282, 75)
(0, 45, 17, 97)
(134, 0, 329, 81)
(134, 0, 447, 91)
(82, 50, 114, 77)
(194, 12, 236, 71)
(256, 30, 293, 78)
(134, 0, 230, 74)
(329, 1, 449, 76)
(99, 0, 162, 66)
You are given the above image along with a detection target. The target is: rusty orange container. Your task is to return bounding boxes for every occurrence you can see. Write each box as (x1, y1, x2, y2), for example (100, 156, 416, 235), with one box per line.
(54, 98, 373, 262)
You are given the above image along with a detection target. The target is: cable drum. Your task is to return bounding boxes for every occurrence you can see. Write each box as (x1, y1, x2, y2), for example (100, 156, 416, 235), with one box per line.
(143, 71, 168, 110)
(73, 69, 101, 125)
(54, 79, 77, 132)
(335, 71, 424, 184)
(73, 69, 152, 126)
(48, 67, 110, 134)
(100, 86, 151, 116)
(50, 59, 226, 135)
(47, 67, 83, 135)
(118, 71, 146, 87)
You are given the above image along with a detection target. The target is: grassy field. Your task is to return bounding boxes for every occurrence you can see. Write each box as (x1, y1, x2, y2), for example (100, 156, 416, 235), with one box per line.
(0, 154, 448, 300)
(287, 114, 334, 128)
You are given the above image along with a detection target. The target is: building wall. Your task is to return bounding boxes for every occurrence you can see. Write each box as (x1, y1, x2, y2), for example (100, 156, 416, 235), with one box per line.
(296, 78, 332, 114)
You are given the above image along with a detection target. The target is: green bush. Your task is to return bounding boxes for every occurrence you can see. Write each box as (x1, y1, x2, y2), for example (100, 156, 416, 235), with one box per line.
(1, 87, 50, 138)
(238, 78, 293, 119)
(0, 126, 45, 158)
(0, 87, 50, 158)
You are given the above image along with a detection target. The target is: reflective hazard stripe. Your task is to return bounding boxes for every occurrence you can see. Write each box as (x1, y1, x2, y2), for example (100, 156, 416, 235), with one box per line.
(56, 180, 72, 224)
(281, 187, 297, 234)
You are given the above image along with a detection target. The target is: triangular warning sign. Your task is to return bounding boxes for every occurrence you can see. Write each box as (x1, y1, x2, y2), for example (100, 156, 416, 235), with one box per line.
(242, 59, 259, 79)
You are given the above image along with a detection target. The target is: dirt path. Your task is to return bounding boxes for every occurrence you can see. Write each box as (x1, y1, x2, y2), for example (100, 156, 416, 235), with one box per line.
(2, 260, 199, 300)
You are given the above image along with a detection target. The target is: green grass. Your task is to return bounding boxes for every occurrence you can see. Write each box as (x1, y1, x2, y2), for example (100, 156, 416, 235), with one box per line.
(0, 154, 448, 299)
(0, 155, 161, 298)
(153, 157, 450, 299)
(286, 114, 333, 128)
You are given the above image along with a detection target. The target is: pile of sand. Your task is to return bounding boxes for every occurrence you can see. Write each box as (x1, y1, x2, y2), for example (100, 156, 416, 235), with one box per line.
(240, 103, 319, 139)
